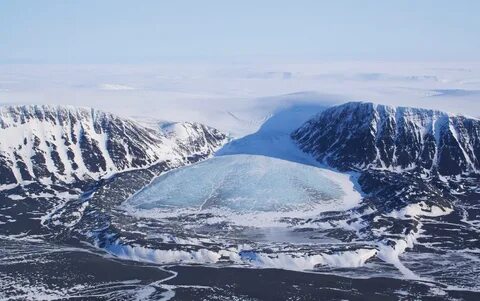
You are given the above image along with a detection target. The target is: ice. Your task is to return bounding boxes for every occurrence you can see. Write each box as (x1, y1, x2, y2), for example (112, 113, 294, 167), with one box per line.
(127, 154, 359, 213)
(240, 248, 378, 270)
(3, 63, 480, 138)
(106, 241, 377, 271)
(127, 103, 362, 214)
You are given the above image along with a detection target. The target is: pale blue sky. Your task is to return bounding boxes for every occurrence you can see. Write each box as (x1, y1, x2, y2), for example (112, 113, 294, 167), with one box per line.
(1, 0, 479, 63)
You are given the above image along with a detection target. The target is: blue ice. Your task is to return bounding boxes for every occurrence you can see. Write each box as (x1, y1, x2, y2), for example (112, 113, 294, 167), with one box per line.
(127, 154, 346, 212)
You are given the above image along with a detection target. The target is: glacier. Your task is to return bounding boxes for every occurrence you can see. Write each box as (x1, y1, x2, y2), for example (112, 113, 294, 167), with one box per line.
(126, 154, 361, 213)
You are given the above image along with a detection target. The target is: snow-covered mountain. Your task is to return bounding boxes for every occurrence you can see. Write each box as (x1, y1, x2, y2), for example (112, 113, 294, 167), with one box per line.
(292, 102, 480, 176)
(2, 102, 480, 298)
(159, 121, 230, 157)
(0, 105, 227, 186)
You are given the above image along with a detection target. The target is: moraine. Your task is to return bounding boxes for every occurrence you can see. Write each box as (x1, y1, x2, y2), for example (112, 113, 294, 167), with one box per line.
(1, 103, 479, 300)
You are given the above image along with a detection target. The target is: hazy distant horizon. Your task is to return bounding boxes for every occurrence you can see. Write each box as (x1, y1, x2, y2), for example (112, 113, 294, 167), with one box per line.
(1, 60, 480, 137)
(2, 1, 479, 64)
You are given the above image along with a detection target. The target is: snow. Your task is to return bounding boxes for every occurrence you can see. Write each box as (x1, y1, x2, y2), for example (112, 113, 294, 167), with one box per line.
(115, 104, 373, 274)
(0, 104, 227, 186)
(0, 105, 116, 183)
(295, 101, 480, 175)
(243, 248, 377, 270)
(375, 202, 454, 280)
(106, 241, 377, 271)
(160, 122, 195, 141)
(376, 232, 422, 280)
(127, 103, 361, 214)
(3, 62, 478, 285)
(2, 61, 480, 139)
(98, 83, 136, 91)
(386, 202, 453, 219)
(107, 243, 224, 265)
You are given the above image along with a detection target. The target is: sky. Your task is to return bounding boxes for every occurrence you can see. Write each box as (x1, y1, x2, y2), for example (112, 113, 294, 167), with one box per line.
(1, 1, 480, 135)
(1, 0, 480, 63)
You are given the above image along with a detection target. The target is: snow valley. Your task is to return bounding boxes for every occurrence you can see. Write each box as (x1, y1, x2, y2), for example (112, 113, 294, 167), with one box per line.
(0, 101, 479, 300)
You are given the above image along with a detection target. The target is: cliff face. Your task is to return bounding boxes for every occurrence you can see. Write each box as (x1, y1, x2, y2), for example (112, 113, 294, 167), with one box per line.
(292, 102, 480, 176)
(0, 105, 227, 186)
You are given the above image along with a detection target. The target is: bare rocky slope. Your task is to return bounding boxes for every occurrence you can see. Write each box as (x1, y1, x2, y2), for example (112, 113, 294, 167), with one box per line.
(0, 105, 227, 186)
(292, 101, 480, 176)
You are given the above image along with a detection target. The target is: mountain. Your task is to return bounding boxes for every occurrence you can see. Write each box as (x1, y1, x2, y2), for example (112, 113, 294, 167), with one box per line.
(2, 102, 480, 299)
(292, 102, 480, 176)
(0, 105, 227, 186)
(159, 121, 230, 158)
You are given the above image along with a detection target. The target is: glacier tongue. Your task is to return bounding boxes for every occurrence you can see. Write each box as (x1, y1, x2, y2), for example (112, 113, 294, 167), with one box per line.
(126, 154, 361, 213)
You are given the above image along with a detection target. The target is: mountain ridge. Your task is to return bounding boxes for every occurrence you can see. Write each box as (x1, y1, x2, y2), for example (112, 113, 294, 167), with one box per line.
(292, 101, 480, 176)
(0, 104, 227, 186)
